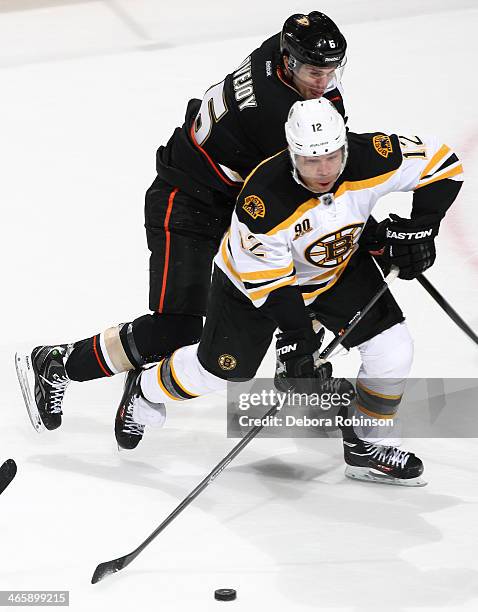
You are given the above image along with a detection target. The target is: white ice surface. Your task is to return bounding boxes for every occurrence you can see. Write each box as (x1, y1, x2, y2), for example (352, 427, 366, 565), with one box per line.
(1, 2, 478, 611)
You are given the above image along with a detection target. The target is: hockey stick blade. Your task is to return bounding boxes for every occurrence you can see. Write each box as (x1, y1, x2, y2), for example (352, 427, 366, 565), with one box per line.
(0, 459, 17, 495)
(91, 553, 136, 584)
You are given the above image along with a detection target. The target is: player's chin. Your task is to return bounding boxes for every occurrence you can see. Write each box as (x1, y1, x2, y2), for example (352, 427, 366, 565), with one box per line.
(306, 89, 325, 99)
(313, 180, 334, 192)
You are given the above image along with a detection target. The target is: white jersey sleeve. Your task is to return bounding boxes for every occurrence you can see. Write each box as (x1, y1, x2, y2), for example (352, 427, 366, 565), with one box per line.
(217, 212, 296, 308)
(394, 134, 464, 192)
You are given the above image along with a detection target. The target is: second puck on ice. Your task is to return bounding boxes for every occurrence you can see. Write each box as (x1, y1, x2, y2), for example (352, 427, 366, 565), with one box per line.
(214, 589, 237, 601)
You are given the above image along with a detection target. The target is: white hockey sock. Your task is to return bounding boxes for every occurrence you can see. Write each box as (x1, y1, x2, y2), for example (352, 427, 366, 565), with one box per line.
(132, 396, 166, 427)
(140, 344, 227, 404)
(354, 322, 414, 446)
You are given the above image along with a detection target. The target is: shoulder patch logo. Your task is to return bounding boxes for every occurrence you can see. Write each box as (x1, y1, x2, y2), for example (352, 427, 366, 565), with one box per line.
(373, 134, 393, 158)
(295, 16, 310, 26)
(243, 195, 266, 220)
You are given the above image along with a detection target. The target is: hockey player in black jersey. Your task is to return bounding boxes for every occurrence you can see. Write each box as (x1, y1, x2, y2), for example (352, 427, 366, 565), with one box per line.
(102, 99, 462, 485)
(15, 12, 348, 442)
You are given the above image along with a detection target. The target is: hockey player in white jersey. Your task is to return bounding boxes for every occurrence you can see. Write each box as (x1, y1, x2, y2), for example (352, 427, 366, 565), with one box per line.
(108, 98, 463, 486)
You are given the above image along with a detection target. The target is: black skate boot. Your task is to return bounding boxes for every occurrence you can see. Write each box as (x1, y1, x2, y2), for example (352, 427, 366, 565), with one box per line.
(343, 437, 426, 487)
(115, 370, 165, 450)
(15, 345, 70, 432)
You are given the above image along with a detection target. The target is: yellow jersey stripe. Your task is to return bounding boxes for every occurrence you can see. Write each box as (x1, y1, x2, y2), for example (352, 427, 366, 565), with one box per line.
(239, 149, 286, 196)
(249, 276, 297, 301)
(357, 380, 402, 400)
(415, 164, 463, 189)
(157, 360, 180, 401)
(239, 261, 294, 281)
(357, 403, 397, 420)
(309, 258, 350, 283)
(266, 198, 319, 236)
(220, 231, 241, 281)
(334, 169, 398, 199)
(419, 144, 451, 180)
(300, 262, 348, 300)
(170, 352, 199, 398)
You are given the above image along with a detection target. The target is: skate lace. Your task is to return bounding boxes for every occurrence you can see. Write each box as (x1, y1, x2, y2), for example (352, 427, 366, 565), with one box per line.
(365, 442, 410, 469)
(123, 400, 145, 436)
(44, 374, 70, 414)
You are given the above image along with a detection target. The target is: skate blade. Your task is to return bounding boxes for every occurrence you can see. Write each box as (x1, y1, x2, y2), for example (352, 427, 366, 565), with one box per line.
(345, 466, 427, 487)
(14, 353, 45, 433)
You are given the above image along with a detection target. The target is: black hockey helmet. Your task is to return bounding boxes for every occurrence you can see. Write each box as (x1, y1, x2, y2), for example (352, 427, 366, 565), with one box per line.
(281, 12, 347, 69)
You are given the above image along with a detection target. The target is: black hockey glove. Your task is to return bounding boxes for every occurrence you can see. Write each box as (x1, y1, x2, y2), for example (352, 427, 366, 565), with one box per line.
(362, 214, 439, 280)
(359, 216, 386, 256)
(274, 327, 332, 395)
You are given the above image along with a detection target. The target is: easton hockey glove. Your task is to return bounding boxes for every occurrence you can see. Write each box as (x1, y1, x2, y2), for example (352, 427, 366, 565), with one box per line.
(274, 327, 332, 395)
(381, 214, 439, 280)
(362, 214, 440, 280)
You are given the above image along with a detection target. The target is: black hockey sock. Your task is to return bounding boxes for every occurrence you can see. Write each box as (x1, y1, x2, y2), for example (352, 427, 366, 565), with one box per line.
(65, 335, 116, 381)
(130, 313, 203, 363)
(65, 313, 203, 382)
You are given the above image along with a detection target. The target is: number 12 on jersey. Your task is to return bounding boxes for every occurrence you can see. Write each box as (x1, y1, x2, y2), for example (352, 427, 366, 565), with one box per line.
(399, 135, 427, 159)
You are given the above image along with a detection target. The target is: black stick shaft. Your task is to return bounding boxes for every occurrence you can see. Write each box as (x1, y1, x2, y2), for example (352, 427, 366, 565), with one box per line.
(368, 215, 477, 346)
(319, 265, 399, 360)
(417, 274, 478, 346)
(129, 403, 280, 561)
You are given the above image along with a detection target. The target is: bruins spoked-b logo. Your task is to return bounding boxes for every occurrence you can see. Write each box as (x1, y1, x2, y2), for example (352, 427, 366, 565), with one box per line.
(243, 195, 266, 220)
(304, 223, 363, 268)
(218, 354, 237, 371)
(373, 134, 393, 158)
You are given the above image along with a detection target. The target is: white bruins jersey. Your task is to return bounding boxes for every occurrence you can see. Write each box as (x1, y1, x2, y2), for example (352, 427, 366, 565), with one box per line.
(215, 132, 463, 307)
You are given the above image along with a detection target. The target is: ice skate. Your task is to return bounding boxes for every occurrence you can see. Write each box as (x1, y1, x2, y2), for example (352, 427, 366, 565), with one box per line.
(343, 438, 427, 487)
(15, 345, 70, 432)
(115, 370, 166, 450)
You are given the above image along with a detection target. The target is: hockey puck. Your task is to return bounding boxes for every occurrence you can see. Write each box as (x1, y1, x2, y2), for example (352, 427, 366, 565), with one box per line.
(214, 588, 237, 601)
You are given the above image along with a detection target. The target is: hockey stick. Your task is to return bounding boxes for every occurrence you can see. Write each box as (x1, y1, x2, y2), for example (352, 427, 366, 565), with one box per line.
(319, 265, 399, 360)
(416, 274, 478, 346)
(91, 266, 399, 584)
(0, 459, 17, 495)
(367, 215, 477, 346)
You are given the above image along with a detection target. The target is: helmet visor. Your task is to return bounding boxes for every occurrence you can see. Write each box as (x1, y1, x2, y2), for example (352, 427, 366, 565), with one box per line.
(288, 56, 347, 97)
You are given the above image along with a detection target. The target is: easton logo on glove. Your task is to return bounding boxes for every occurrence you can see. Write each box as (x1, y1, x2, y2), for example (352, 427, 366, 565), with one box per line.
(379, 213, 440, 280)
(276, 343, 298, 356)
(386, 228, 434, 241)
(382, 213, 439, 244)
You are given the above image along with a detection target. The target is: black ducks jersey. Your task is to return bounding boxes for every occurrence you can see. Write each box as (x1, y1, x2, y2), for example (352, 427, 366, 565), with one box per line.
(156, 33, 345, 203)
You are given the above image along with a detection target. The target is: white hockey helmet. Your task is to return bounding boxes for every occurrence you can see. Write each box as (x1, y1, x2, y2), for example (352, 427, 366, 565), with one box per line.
(285, 98, 348, 190)
(285, 98, 347, 157)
